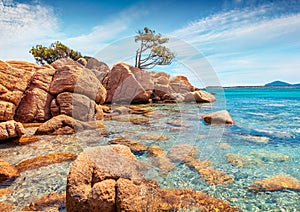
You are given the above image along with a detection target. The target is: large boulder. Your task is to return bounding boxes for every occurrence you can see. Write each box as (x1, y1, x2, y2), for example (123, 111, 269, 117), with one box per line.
(172, 75, 196, 92)
(15, 67, 55, 122)
(49, 64, 106, 104)
(202, 110, 234, 124)
(103, 63, 152, 104)
(0, 159, 19, 183)
(86, 57, 110, 83)
(15, 87, 53, 122)
(50, 92, 103, 121)
(169, 76, 193, 94)
(0, 60, 36, 120)
(50, 58, 83, 69)
(0, 120, 25, 141)
(35, 115, 96, 135)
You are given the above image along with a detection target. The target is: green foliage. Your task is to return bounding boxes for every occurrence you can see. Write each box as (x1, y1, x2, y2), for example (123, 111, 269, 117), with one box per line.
(29, 41, 82, 65)
(135, 27, 175, 69)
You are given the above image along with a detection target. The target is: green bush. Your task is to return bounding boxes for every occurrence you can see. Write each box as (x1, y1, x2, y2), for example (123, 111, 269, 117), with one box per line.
(29, 41, 82, 65)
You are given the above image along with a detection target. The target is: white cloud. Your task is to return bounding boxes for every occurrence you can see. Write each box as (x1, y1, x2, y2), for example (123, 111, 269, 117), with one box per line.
(64, 6, 147, 56)
(170, 2, 300, 86)
(0, 1, 146, 62)
(0, 0, 60, 61)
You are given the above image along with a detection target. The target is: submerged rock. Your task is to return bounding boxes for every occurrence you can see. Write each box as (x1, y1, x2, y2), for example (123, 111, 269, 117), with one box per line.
(137, 134, 170, 141)
(202, 110, 234, 124)
(0, 202, 15, 212)
(226, 154, 261, 167)
(16, 152, 76, 172)
(159, 189, 241, 211)
(22, 192, 66, 211)
(108, 137, 146, 154)
(0, 159, 19, 183)
(0, 120, 25, 141)
(249, 174, 300, 192)
(167, 144, 233, 186)
(167, 144, 200, 163)
(147, 146, 175, 174)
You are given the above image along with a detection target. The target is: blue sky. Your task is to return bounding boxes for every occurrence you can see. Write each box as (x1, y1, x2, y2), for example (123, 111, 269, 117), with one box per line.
(0, 0, 300, 86)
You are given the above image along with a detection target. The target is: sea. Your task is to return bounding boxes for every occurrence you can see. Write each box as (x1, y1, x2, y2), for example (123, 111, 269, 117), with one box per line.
(0, 87, 299, 211)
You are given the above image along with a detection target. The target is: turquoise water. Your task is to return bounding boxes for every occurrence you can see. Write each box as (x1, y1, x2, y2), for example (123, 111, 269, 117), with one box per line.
(101, 87, 300, 211)
(1, 87, 300, 211)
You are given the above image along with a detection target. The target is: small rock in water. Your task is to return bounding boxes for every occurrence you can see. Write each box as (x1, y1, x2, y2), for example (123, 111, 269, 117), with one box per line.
(218, 143, 230, 149)
(249, 174, 300, 192)
(202, 110, 234, 124)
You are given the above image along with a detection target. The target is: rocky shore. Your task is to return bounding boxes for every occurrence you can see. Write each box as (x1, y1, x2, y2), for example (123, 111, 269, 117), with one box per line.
(2, 57, 297, 211)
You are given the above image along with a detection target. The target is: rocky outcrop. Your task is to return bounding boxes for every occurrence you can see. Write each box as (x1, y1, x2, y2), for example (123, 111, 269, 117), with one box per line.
(66, 145, 240, 212)
(202, 110, 234, 124)
(103, 63, 153, 103)
(0, 58, 107, 125)
(0, 120, 25, 141)
(249, 174, 300, 192)
(0, 60, 36, 120)
(35, 115, 96, 135)
(0, 159, 19, 183)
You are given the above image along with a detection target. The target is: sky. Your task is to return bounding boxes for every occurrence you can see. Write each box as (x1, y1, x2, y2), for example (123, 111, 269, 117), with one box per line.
(0, 0, 300, 86)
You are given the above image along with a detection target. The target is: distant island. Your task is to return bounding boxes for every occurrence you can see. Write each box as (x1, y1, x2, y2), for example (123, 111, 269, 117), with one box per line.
(208, 81, 300, 89)
(265, 80, 300, 87)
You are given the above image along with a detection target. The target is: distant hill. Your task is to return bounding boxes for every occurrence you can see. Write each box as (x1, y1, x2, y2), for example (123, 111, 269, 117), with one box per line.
(265, 81, 300, 87)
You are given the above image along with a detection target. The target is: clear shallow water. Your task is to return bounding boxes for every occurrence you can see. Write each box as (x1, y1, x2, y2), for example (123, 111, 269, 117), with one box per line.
(0, 87, 300, 211)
